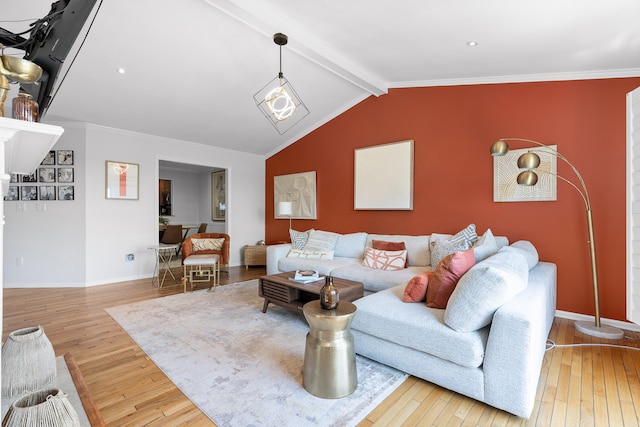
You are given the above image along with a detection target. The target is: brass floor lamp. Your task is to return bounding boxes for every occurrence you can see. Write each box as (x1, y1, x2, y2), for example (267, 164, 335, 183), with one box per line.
(490, 138, 624, 339)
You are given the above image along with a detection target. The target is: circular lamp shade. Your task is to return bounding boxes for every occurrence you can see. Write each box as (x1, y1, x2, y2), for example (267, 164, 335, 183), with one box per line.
(490, 140, 509, 156)
(517, 170, 539, 186)
(517, 152, 541, 169)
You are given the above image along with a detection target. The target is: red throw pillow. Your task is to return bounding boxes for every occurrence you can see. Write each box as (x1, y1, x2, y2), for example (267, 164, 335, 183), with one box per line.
(372, 240, 409, 267)
(404, 272, 430, 302)
(426, 249, 475, 309)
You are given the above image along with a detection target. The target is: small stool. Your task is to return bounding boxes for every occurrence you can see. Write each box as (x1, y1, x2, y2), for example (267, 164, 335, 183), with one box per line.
(302, 300, 357, 398)
(182, 254, 220, 292)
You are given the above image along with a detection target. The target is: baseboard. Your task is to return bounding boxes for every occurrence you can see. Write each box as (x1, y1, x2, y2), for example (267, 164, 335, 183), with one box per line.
(555, 310, 640, 332)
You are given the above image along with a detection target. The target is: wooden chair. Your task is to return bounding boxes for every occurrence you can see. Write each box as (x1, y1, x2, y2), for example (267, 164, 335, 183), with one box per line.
(181, 233, 230, 292)
(197, 223, 208, 233)
(160, 224, 183, 256)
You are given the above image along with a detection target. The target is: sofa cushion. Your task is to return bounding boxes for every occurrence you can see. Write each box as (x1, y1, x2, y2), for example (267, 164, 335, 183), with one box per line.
(332, 264, 430, 293)
(427, 249, 476, 308)
(362, 247, 407, 271)
(290, 229, 313, 249)
(444, 246, 529, 332)
(367, 234, 430, 267)
(352, 284, 489, 368)
(373, 240, 409, 267)
(510, 240, 539, 269)
(404, 273, 430, 302)
(303, 230, 340, 252)
(334, 232, 368, 258)
(278, 256, 359, 276)
(472, 228, 498, 263)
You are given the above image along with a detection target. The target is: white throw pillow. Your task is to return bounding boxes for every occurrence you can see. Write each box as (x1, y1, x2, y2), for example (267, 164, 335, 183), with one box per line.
(303, 230, 340, 252)
(510, 240, 539, 269)
(362, 247, 407, 271)
(286, 249, 334, 260)
(191, 238, 224, 252)
(472, 228, 498, 263)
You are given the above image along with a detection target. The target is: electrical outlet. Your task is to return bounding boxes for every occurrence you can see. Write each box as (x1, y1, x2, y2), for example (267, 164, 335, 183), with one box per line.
(125, 253, 135, 263)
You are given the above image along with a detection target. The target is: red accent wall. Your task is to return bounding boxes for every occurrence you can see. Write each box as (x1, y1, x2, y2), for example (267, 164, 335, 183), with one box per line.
(266, 78, 640, 322)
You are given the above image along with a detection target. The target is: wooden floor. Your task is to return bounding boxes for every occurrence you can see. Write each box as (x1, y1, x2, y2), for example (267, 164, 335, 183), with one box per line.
(4, 267, 640, 426)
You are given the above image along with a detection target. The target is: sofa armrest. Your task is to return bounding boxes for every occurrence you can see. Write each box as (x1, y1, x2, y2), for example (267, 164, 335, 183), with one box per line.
(266, 244, 292, 274)
(482, 262, 557, 418)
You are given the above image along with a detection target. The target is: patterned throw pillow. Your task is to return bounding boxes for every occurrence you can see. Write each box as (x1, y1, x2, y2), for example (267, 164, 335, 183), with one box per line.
(372, 240, 409, 267)
(448, 223, 479, 246)
(362, 247, 407, 271)
(191, 238, 224, 252)
(430, 239, 470, 267)
(290, 229, 313, 250)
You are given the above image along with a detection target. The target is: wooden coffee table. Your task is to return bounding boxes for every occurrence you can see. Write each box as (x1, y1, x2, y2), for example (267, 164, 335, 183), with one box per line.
(258, 272, 364, 313)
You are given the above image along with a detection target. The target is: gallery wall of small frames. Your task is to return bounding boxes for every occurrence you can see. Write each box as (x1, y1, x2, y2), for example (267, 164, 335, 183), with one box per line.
(4, 150, 75, 201)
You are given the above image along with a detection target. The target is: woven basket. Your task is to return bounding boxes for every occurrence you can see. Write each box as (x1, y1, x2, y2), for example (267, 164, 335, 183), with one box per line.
(1, 326, 57, 398)
(2, 388, 80, 427)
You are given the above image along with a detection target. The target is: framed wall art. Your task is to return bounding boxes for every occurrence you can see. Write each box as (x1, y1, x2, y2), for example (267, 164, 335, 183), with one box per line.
(354, 140, 414, 210)
(57, 150, 74, 165)
(105, 161, 139, 200)
(59, 185, 74, 201)
(493, 145, 557, 202)
(274, 171, 317, 219)
(211, 171, 226, 221)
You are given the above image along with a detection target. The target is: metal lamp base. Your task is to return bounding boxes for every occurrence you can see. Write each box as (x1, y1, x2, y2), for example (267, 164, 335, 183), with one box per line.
(575, 320, 624, 340)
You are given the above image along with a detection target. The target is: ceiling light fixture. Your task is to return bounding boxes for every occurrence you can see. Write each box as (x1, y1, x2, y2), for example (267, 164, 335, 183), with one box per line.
(467, 41, 478, 47)
(116, 67, 126, 74)
(253, 33, 309, 135)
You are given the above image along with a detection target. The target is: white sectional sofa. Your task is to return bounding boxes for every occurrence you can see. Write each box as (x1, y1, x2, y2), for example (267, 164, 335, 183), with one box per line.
(266, 228, 556, 418)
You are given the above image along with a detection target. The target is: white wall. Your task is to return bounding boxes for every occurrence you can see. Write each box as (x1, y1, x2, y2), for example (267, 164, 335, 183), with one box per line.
(3, 122, 265, 287)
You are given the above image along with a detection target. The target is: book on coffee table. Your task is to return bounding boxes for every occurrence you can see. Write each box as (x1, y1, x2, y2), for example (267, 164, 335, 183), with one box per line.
(290, 270, 324, 284)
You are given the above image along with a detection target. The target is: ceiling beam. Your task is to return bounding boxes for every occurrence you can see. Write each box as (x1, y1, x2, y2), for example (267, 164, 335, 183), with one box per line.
(202, 0, 388, 96)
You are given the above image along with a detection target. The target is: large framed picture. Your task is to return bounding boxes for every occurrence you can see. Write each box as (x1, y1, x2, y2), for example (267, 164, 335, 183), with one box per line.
(106, 161, 139, 200)
(211, 170, 226, 221)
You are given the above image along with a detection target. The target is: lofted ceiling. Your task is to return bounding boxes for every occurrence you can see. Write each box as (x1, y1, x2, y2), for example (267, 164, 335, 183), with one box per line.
(3, 0, 640, 157)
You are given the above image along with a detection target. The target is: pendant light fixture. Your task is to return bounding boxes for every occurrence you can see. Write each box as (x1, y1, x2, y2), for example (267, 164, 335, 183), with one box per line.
(253, 33, 309, 134)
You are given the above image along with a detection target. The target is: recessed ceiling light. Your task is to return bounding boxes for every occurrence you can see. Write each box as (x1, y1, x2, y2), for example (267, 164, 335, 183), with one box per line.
(117, 67, 126, 74)
(467, 41, 478, 47)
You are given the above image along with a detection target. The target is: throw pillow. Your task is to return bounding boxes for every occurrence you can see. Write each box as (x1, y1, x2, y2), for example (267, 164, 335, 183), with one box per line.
(472, 228, 498, 263)
(362, 247, 407, 271)
(290, 229, 313, 250)
(286, 249, 335, 260)
(372, 240, 409, 267)
(430, 238, 470, 267)
(426, 249, 476, 309)
(448, 223, 479, 246)
(303, 230, 340, 252)
(191, 238, 224, 252)
(444, 246, 529, 331)
(404, 273, 430, 303)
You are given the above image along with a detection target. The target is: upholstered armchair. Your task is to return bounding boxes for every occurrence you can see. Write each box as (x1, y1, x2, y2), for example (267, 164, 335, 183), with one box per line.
(181, 233, 230, 291)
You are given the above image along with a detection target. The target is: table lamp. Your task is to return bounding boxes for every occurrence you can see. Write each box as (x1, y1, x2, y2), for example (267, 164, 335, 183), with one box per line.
(279, 201, 293, 230)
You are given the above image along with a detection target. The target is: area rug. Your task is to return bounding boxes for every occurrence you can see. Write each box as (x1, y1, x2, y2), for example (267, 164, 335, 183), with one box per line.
(106, 280, 407, 427)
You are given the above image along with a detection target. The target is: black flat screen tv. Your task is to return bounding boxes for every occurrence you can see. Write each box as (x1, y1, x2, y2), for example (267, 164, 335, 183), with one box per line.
(0, 0, 99, 118)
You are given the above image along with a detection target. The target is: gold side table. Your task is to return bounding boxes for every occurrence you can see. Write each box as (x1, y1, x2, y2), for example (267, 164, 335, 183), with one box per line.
(302, 300, 357, 398)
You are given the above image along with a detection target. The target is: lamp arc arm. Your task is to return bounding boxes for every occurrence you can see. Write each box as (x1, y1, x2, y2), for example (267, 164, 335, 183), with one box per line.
(502, 137, 591, 209)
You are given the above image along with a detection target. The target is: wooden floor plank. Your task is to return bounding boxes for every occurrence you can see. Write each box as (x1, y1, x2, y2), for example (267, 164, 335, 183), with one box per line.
(4, 267, 640, 426)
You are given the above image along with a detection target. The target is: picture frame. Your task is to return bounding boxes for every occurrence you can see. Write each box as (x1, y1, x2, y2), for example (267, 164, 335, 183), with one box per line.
(38, 167, 56, 183)
(39, 186, 56, 200)
(105, 161, 139, 200)
(493, 145, 557, 202)
(59, 185, 74, 201)
(9, 174, 18, 183)
(21, 186, 38, 201)
(354, 140, 414, 210)
(57, 150, 74, 165)
(58, 167, 74, 183)
(274, 171, 317, 219)
(41, 150, 56, 165)
(5, 186, 19, 201)
(21, 173, 37, 183)
(211, 171, 226, 221)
